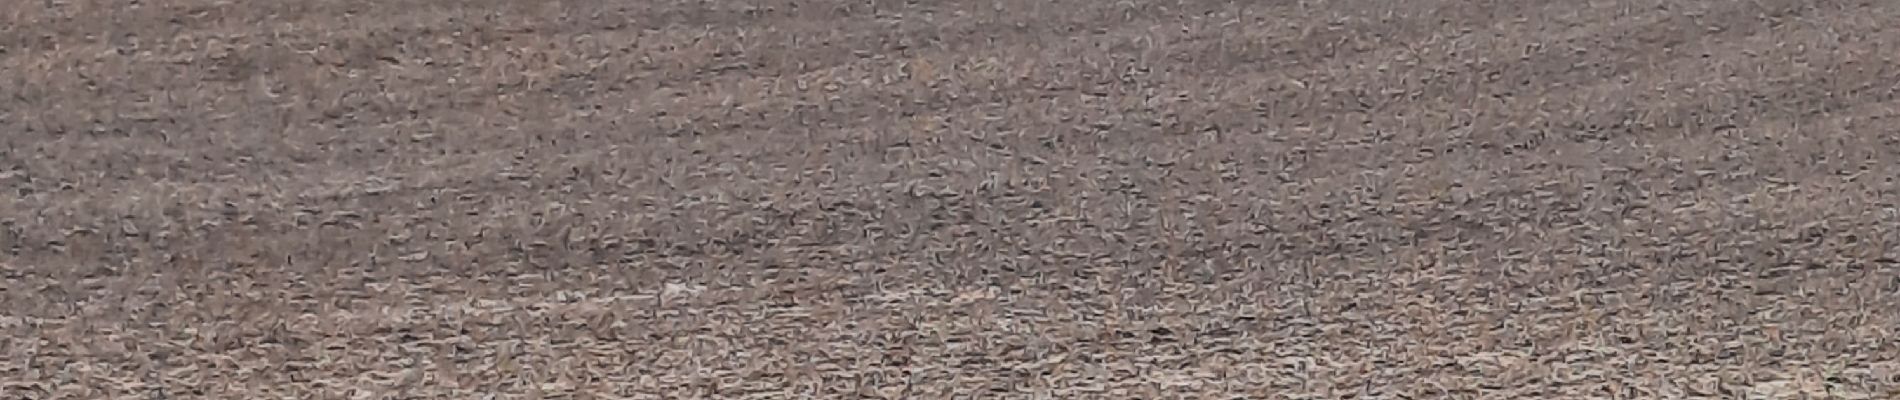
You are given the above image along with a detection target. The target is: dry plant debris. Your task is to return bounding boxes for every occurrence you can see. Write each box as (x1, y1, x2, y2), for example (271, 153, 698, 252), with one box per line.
(4, 0, 1900, 399)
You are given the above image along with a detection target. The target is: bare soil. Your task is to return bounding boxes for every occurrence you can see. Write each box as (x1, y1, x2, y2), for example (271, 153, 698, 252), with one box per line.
(5, 0, 1900, 398)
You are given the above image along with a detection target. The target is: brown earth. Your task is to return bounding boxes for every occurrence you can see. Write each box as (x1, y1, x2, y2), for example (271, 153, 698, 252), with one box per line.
(4, 0, 1900, 398)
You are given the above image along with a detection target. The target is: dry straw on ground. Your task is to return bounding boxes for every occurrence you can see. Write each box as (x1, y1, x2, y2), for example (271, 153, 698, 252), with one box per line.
(4, 0, 1900, 398)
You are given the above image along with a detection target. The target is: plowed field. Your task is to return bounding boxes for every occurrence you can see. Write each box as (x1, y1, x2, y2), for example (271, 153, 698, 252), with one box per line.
(5, 0, 1900, 398)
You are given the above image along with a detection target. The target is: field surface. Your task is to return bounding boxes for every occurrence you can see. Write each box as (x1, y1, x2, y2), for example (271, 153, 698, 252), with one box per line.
(5, 0, 1900, 398)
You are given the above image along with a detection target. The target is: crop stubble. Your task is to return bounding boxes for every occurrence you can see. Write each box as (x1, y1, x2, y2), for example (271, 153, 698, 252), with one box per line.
(3, 0, 1900, 398)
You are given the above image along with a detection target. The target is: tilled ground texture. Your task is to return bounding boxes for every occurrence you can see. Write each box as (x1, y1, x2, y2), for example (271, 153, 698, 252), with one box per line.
(5, 0, 1900, 398)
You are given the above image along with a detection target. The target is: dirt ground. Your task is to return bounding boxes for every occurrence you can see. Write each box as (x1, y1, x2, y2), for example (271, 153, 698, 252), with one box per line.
(4, 0, 1900, 398)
